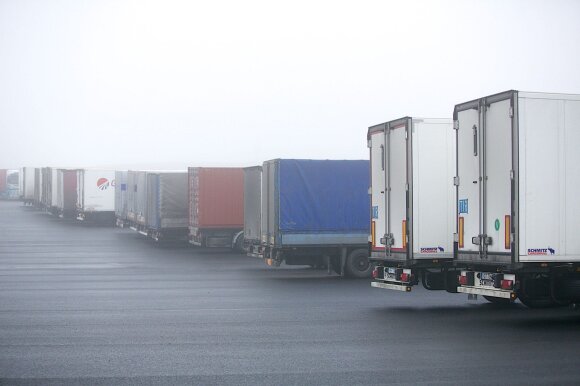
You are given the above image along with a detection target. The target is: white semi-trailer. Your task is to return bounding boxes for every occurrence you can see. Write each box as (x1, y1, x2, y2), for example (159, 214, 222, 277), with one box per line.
(20, 167, 35, 205)
(454, 90, 580, 307)
(76, 169, 116, 223)
(368, 118, 456, 291)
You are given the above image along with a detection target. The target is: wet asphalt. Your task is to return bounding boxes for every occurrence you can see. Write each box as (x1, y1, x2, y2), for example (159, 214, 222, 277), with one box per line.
(1, 200, 579, 385)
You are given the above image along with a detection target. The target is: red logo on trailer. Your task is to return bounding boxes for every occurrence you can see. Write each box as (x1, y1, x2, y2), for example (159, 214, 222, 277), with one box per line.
(97, 178, 110, 190)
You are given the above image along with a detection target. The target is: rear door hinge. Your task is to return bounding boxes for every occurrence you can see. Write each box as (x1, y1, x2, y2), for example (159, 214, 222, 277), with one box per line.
(453, 176, 460, 186)
(509, 106, 514, 118)
(453, 120, 459, 130)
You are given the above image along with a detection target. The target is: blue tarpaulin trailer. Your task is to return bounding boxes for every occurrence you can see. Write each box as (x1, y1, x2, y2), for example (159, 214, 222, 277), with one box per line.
(258, 159, 372, 278)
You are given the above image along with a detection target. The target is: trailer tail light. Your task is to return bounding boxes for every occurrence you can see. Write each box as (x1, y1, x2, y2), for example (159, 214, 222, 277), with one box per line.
(505, 215, 511, 250)
(501, 279, 514, 290)
(400, 273, 410, 283)
(372, 267, 379, 279)
(458, 217, 464, 248)
(458, 271, 474, 286)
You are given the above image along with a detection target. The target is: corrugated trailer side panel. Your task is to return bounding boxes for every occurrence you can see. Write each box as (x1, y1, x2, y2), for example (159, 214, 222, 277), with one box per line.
(148, 172, 188, 230)
(191, 168, 244, 228)
(243, 166, 262, 242)
(135, 171, 148, 225)
(126, 171, 137, 222)
(260, 160, 277, 245)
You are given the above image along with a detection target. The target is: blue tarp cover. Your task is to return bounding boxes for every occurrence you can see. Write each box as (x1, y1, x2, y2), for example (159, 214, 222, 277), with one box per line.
(278, 159, 370, 233)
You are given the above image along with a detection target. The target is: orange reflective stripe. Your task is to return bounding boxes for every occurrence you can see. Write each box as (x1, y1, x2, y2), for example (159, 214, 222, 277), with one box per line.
(371, 221, 376, 247)
(459, 217, 464, 248)
(402, 220, 407, 249)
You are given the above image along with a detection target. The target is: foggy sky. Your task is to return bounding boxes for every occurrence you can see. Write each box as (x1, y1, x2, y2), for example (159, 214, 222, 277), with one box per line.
(1, 0, 579, 170)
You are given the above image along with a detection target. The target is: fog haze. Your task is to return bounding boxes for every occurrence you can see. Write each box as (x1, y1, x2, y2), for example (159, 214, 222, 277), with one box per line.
(1, 0, 579, 169)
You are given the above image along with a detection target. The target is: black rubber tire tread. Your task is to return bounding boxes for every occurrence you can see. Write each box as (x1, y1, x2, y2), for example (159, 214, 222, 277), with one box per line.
(344, 249, 372, 279)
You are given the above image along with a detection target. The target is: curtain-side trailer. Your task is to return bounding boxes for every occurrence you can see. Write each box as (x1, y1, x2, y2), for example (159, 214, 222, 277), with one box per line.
(258, 159, 372, 278)
(143, 171, 188, 241)
(368, 118, 456, 291)
(115, 171, 129, 227)
(454, 90, 580, 307)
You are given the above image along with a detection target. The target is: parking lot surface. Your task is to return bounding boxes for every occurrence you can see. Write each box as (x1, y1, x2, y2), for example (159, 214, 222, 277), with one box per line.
(1, 201, 579, 385)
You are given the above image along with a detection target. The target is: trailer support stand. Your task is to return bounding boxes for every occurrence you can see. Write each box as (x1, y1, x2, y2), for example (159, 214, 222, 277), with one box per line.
(326, 255, 331, 275)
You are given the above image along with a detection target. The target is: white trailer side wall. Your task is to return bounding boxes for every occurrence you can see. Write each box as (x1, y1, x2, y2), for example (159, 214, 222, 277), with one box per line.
(78, 170, 116, 212)
(411, 119, 455, 257)
(518, 93, 580, 262)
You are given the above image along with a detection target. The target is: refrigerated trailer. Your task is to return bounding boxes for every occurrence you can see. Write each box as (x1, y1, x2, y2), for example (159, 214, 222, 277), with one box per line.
(243, 166, 262, 254)
(453, 90, 580, 307)
(188, 167, 244, 248)
(368, 118, 456, 291)
(258, 159, 372, 278)
(76, 169, 116, 223)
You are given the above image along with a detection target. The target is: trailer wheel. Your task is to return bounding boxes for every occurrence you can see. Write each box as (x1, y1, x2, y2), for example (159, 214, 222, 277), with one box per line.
(517, 275, 557, 308)
(344, 249, 372, 278)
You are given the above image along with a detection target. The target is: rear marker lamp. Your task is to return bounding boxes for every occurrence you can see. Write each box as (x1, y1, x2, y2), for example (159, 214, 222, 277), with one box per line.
(400, 273, 410, 283)
(458, 271, 474, 286)
(501, 280, 514, 290)
(372, 267, 379, 279)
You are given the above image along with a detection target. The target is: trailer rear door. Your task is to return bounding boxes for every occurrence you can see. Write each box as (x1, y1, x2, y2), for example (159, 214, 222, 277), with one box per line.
(456, 92, 514, 262)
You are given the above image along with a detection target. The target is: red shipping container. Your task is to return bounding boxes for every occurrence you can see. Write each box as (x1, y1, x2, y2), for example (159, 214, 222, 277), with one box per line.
(0, 169, 7, 193)
(188, 167, 244, 228)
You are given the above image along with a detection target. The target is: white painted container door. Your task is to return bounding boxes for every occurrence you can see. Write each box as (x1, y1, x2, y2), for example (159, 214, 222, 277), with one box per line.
(387, 124, 408, 253)
(456, 108, 480, 253)
(484, 99, 513, 254)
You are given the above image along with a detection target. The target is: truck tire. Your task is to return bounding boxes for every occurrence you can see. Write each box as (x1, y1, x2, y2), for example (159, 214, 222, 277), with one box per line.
(344, 249, 372, 279)
(517, 275, 557, 308)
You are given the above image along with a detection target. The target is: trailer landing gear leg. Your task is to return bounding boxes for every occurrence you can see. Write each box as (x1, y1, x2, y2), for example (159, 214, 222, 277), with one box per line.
(326, 255, 331, 275)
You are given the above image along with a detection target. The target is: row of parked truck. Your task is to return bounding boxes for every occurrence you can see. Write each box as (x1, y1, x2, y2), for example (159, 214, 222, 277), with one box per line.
(8, 90, 580, 307)
(18, 160, 374, 278)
